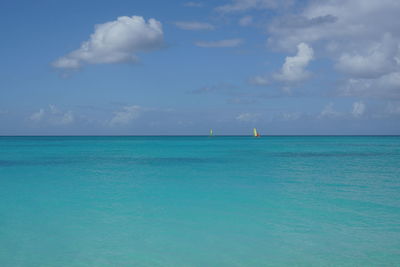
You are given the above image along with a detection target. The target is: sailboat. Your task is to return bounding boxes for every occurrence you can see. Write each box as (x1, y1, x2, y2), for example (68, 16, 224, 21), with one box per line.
(253, 128, 261, 137)
(209, 129, 213, 137)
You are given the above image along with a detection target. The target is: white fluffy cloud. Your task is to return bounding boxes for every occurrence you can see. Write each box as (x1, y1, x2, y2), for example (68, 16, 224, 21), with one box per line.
(267, 0, 400, 98)
(30, 105, 75, 125)
(53, 16, 164, 69)
(274, 42, 314, 82)
(174, 21, 214, 30)
(109, 105, 141, 126)
(249, 42, 313, 88)
(336, 33, 398, 79)
(195, 39, 243, 48)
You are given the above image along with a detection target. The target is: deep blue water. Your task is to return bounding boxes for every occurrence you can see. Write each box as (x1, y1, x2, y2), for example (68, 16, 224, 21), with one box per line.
(1, 136, 400, 266)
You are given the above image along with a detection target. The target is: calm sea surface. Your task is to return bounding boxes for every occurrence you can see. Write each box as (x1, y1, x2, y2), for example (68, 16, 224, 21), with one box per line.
(0, 136, 399, 266)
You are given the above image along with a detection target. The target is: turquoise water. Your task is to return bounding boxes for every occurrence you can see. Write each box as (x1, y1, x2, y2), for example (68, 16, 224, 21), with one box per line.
(1, 136, 400, 266)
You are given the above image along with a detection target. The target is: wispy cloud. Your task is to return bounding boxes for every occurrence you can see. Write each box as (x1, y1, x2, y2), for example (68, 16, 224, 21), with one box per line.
(109, 105, 142, 126)
(30, 109, 45, 122)
(352, 101, 366, 118)
(190, 86, 216, 94)
(236, 112, 259, 122)
(215, 0, 292, 13)
(30, 105, 75, 125)
(188, 83, 238, 94)
(340, 72, 400, 99)
(195, 39, 243, 48)
(239, 16, 253, 26)
(174, 21, 214, 30)
(52, 16, 164, 69)
(248, 75, 269, 86)
(183, 1, 204, 7)
(279, 112, 302, 121)
(318, 103, 341, 119)
(318, 102, 368, 120)
(386, 101, 400, 115)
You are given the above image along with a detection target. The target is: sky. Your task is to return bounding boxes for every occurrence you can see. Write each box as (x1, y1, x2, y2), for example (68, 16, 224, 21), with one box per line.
(1, 0, 400, 135)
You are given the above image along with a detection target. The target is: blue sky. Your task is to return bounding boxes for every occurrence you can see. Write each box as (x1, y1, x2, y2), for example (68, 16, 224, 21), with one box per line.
(1, 0, 400, 135)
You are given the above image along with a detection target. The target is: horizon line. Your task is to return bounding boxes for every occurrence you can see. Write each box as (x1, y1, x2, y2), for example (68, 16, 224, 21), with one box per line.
(1, 135, 400, 137)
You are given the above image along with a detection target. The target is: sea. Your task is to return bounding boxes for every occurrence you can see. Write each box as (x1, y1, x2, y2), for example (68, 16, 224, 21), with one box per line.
(0, 136, 399, 266)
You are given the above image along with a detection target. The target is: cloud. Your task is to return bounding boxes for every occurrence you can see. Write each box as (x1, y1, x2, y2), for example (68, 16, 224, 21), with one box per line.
(183, 2, 204, 7)
(239, 16, 253, 26)
(195, 39, 243, 48)
(266, 0, 400, 98)
(273, 43, 314, 83)
(270, 14, 337, 31)
(317, 102, 369, 120)
(215, 0, 292, 13)
(236, 112, 259, 122)
(248, 75, 269, 86)
(49, 104, 59, 114)
(52, 16, 164, 69)
(340, 72, 400, 99)
(190, 86, 216, 94)
(335, 33, 398, 79)
(189, 83, 238, 94)
(267, 0, 400, 50)
(318, 103, 341, 119)
(250, 43, 313, 89)
(174, 21, 214, 30)
(30, 105, 75, 125)
(352, 101, 366, 117)
(386, 101, 400, 115)
(30, 109, 45, 122)
(60, 111, 74, 125)
(109, 105, 141, 126)
(279, 112, 302, 121)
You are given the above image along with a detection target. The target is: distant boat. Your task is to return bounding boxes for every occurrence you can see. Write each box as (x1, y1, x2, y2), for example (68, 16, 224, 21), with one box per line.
(210, 129, 213, 136)
(253, 128, 261, 137)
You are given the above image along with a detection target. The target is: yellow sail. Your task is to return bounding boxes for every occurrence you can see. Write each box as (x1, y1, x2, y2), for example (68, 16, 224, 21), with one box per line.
(253, 128, 257, 137)
(210, 129, 213, 136)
